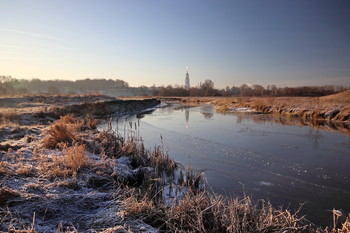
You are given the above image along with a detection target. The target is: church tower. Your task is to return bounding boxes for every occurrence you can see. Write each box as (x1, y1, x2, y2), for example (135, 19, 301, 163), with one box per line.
(185, 65, 190, 90)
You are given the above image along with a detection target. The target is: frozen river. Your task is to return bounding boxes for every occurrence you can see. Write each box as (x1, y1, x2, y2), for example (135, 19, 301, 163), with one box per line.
(102, 102, 350, 226)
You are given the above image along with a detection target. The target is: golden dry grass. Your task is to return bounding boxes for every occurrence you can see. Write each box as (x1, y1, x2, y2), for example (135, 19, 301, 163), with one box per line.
(122, 189, 314, 232)
(320, 89, 350, 104)
(37, 144, 92, 178)
(41, 114, 83, 148)
(62, 144, 91, 176)
(122, 186, 350, 233)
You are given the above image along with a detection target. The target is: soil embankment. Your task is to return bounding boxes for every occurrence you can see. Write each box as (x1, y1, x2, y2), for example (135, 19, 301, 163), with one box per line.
(0, 95, 160, 126)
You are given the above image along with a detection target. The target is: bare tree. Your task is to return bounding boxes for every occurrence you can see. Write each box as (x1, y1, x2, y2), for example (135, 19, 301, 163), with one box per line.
(0, 76, 19, 95)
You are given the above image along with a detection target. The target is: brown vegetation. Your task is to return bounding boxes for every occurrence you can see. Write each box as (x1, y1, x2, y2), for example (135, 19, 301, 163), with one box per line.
(62, 144, 91, 176)
(41, 114, 83, 148)
(122, 183, 350, 233)
(36, 144, 93, 179)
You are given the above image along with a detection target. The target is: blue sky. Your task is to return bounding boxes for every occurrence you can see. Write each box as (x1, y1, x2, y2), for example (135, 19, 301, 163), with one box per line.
(1, 0, 350, 88)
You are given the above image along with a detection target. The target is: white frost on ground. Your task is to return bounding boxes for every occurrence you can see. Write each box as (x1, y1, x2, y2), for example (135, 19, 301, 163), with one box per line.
(0, 114, 159, 232)
(228, 107, 257, 113)
(258, 181, 274, 187)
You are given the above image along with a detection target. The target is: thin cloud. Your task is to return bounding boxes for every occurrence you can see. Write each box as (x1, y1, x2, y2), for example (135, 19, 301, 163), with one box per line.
(0, 28, 56, 40)
(0, 44, 32, 50)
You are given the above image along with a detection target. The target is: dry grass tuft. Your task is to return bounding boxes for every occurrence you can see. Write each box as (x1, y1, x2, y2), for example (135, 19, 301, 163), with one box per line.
(94, 130, 122, 157)
(340, 215, 350, 232)
(0, 156, 36, 177)
(84, 114, 98, 130)
(63, 144, 91, 176)
(122, 138, 146, 167)
(121, 188, 166, 227)
(83, 103, 98, 130)
(37, 144, 92, 178)
(149, 146, 177, 176)
(37, 154, 73, 178)
(41, 114, 83, 148)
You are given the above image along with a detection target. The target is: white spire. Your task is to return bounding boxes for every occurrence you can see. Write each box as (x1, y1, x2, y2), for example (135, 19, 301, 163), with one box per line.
(185, 65, 190, 90)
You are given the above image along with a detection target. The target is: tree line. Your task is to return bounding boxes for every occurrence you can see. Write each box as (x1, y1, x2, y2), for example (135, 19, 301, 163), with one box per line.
(0, 76, 129, 95)
(0, 75, 348, 97)
(152, 80, 347, 97)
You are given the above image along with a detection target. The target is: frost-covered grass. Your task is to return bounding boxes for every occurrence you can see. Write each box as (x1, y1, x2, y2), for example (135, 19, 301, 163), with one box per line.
(41, 114, 84, 149)
(0, 113, 159, 232)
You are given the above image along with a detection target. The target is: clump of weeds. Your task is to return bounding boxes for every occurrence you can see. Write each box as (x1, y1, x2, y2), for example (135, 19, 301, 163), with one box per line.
(37, 143, 92, 179)
(41, 114, 82, 148)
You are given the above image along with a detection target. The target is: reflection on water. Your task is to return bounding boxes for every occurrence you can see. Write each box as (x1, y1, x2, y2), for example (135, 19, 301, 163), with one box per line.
(184, 105, 213, 128)
(234, 114, 350, 136)
(105, 103, 350, 227)
(185, 108, 189, 128)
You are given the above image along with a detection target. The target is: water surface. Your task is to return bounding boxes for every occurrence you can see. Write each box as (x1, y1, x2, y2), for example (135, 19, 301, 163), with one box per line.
(105, 103, 350, 226)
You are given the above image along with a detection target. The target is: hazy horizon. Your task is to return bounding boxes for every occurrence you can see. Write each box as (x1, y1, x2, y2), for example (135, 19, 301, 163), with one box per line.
(1, 1, 350, 89)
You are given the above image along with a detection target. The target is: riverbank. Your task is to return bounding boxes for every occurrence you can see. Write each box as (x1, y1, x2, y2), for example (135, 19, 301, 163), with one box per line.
(0, 95, 349, 232)
(0, 95, 162, 232)
(162, 90, 350, 123)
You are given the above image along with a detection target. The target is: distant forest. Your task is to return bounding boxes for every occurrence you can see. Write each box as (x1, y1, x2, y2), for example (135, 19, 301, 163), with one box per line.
(0, 75, 348, 97)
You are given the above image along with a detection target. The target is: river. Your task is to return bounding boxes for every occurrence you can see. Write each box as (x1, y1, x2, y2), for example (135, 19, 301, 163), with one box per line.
(102, 102, 350, 226)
